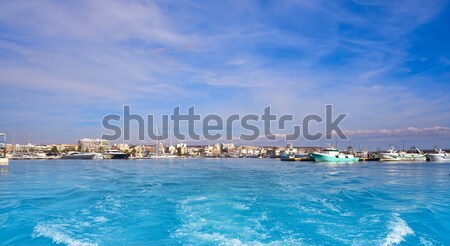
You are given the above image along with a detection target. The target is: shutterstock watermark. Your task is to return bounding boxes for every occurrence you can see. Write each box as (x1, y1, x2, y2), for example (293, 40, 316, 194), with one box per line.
(101, 105, 348, 142)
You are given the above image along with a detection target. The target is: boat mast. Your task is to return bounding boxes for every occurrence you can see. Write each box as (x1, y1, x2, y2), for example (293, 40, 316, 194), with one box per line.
(12, 129, 15, 154)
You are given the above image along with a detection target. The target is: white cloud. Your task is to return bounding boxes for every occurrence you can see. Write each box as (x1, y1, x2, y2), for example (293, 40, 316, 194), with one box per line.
(345, 126, 450, 137)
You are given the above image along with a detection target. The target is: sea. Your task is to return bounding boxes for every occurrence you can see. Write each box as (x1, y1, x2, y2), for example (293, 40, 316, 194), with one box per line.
(1, 159, 449, 246)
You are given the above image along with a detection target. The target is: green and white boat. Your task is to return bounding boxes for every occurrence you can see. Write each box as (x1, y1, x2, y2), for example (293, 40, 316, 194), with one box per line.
(311, 146, 359, 162)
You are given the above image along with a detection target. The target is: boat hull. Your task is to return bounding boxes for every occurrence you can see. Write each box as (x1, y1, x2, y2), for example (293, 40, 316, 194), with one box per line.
(280, 157, 314, 162)
(103, 154, 130, 159)
(311, 153, 359, 162)
(378, 153, 426, 161)
(60, 154, 95, 160)
(427, 154, 450, 162)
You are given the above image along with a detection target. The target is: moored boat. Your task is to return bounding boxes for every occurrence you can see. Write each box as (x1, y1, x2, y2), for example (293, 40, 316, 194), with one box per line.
(103, 150, 130, 159)
(378, 145, 426, 161)
(93, 153, 104, 160)
(280, 153, 314, 161)
(149, 154, 178, 159)
(427, 146, 450, 162)
(311, 146, 359, 162)
(60, 151, 95, 160)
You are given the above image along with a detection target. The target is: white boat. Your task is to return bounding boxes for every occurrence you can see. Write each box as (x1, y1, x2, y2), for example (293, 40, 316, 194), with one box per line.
(311, 146, 359, 162)
(149, 134, 178, 159)
(149, 154, 178, 159)
(61, 151, 95, 160)
(34, 152, 47, 159)
(379, 145, 426, 161)
(427, 146, 450, 162)
(93, 153, 104, 160)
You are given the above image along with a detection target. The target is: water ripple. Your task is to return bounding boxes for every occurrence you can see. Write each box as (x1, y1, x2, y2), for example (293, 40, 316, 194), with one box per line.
(0, 159, 449, 245)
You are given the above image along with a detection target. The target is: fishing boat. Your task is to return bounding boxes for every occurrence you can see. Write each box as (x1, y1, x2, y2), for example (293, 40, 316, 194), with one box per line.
(280, 153, 314, 161)
(311, 146, 359, 162)
(378, 145, 426, 161)
(280, 143, 297, 157)
(280, 143, 311, 161)
(103, 149, 130, 159)
(0, 133, 8, 165)
(427, 146, 450, 162)
(60, 151, 95, 160)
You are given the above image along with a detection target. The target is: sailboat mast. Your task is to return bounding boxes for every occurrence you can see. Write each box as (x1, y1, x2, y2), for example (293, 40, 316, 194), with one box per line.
(12, 129, 16, 154)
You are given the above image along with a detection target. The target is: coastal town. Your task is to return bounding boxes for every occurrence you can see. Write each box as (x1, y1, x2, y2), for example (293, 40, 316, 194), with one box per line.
(1, 136, 449, 163)
(3, 138, 308, 159)
(1, 1, 450, 244)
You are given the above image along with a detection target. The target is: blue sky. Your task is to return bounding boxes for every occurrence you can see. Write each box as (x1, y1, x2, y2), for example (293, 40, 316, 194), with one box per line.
(0, 0, 449, 149)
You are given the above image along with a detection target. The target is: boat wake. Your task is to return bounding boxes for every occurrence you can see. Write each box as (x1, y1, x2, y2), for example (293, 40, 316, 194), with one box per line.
(33, 223, 97, 246)
(381, 213, 414, 246)
(172, 195, 304, 246)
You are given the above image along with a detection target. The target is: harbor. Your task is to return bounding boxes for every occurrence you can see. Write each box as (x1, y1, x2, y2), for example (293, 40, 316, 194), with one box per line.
(1, 137, 448, 163)
(1, 0, 449, 245)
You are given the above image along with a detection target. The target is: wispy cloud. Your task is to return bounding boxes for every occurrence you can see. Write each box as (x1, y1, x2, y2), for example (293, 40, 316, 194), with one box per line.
(346, 126, 450, 137)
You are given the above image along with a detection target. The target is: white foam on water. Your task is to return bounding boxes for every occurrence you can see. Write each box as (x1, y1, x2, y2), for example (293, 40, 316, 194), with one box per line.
(319, 198, 341, 213)
(232, 202, 250, 210)
(419, 237, 434, 246)
(33, 223, 97, 246)
(260, 211, 268, 221)
(196, 232, 255, 246)
(192, 232, 303, 246)
(80, 221, 91, 227)
(95, 194, 122, 214)
(219, 238, 247, 246)
(93, 216, 108, 223)
(295, 204, 324, 215)
(381, 213, 414, 246)
(183, 195, 208, 203)
(359, 214, 381, 224)
(174, 195, 303, 246)
(197, 232, 227, 241)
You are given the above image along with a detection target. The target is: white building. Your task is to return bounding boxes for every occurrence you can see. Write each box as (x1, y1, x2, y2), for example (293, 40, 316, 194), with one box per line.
(78, 139, 110, 152)
(114, 144, 130, 152)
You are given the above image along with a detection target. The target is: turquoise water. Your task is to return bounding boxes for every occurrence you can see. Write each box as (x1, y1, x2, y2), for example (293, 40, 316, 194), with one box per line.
(1, 159, 449, 246)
